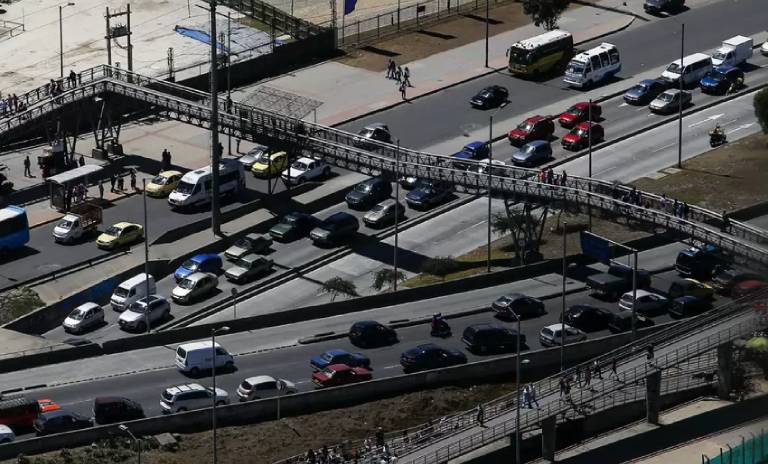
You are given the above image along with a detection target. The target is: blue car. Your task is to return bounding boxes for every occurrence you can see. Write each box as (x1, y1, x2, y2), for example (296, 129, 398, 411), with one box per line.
(174, 253, 223, 282)
(700, 65, 744, 95)
(452, 141, 489, 170)
(623, 79, 668, 105)
(310, 349, 371, 371)
(405, 179, 452, 210)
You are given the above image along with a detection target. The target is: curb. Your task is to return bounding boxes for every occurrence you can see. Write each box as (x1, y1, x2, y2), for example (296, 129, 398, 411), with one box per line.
(331, 16, 637, 128)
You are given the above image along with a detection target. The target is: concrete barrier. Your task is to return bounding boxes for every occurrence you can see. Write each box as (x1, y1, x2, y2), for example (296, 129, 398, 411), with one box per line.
(0, 342, 103, 375)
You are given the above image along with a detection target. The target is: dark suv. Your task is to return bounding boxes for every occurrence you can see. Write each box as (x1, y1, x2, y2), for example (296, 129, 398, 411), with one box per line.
(93, 397, 145, 425)
(345, 177, 392, 209)
(310, 212, 359, 245)
(644, 0, 684, 14)
(405, 179, 452, 210)
(462, 324, 525, 354)
(348, 321, 398, 348)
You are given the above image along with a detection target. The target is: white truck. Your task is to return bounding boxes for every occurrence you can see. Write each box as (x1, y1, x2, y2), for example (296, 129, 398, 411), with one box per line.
(711, 36, 753, 67)
(52, 201, 103, 243)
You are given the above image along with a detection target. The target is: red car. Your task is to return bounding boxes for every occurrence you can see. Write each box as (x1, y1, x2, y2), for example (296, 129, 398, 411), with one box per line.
(312, 364, 373, 388)
(558, 102, 602, 128)
(507, 115, 555, 146)
(561, 122, 604, 151)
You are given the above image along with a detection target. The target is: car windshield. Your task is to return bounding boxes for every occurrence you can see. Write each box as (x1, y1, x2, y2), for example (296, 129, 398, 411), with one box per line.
(566, 106, 583, 116)
(359, 128, 375, 138)
(355, 183, 372, 193)
(240, 380, 253, 390)
(321, 367, 336, 377)
(234, 238, 250, 248)
(666, 62, 682, 74)
(175, 180, 195, 194)
(152, 175, 170, 185)
(479, 91, 492, 98)
(114, 287, 129, 298)
(105, 226, 121, 236)
(291, 161, 309, 171)
(706, 70, 727, 80)
(178, 278, 196, 290)
(57, 219, 74, 230)
(182, 260, 199, 271)
(321, 352, 336, 362)
(69, 309, 85, 320)
(370, 204, 386, 213)
(281, 215, 299, 226)
(161, 390, 174, 402)
(631, 84, 648, 94)
(413, 179, 433, 190)
(572, 127, 588, 137)
(566, 63, 585, 75)
(658, 92, 674, 103)
(517, 122, 534, 132)
(712, 52, 728, 61)
(523, 144, 538, 154)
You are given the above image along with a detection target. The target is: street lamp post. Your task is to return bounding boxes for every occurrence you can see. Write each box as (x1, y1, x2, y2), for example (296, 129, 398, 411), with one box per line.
(587, 99, 593, 231)
(484, 0, 489, 68)
(487, 102, 509, 273)
(211, 326, 230, 464)
(142, 178, 151, 333)
(514, 315, 522, 464)
(118, 424, 141, 464)
(230, 287, 238, 320)
(59, 2, 75, 78)
(561, 221, 567, 371)
(677, 23, 685, 169)
(393, 139, 400, 291)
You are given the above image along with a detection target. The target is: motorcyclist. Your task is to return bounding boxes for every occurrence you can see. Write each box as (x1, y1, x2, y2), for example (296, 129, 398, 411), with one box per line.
(431, 313, 448, 332)
(727, 76, 744, 95)
(709, 124, 726, 145)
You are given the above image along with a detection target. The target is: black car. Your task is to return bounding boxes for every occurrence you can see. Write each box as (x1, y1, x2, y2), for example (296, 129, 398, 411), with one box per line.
(310, 212, 359, 245)
(34, 410, 93, 436)
(345, 177, 393, 210)
(607, 309, 655, 333)
(462, 324, 525, 354)
(470, 85, 509, 109)
(644, 0, 685, 14)
(93, 396, 145, 425)
(710, 266, 765, 295)
(353, 123, 392, 148)
(348, 321, 398, 348)
(562, 305, 612, 332)
(269, 212, 321, 241)
(405, 179, 452, 210)
(668, 296, 712, 319)
(400, 343, 467, 373)
(491, 293, 545, 320)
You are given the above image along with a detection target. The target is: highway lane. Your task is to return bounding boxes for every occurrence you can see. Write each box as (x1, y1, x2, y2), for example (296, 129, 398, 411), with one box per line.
(7, 266, 735, 440)
(341, 0, 768, 150)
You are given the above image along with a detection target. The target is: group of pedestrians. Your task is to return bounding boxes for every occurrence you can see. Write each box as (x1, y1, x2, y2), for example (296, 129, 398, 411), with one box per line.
(303, 444, 347, 464)
(108, 169, 137, 194)
(522, 383, 539, 408)
(659, 193, 690, 219)
(0, 93, 26, 115)
(559, 359, 621, 398)
(386, 59, 412, 101)
(537, 167, 568, 186)
(161, 148, 173, 171)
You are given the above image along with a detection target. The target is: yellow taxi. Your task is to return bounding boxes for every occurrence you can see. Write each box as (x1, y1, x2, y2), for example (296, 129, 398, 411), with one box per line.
(145, 170, 183, 197)
(96, 222, 144, 249)
(251, 151, 288, 178)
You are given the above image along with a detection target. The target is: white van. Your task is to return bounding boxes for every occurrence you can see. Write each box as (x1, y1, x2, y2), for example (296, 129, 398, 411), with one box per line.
(563, 43, 621, 88)
(168, 160, 245, 209)
(175, 341, 234, 375)
(661, 53, 712, 87)
(110, 273, 157, 311)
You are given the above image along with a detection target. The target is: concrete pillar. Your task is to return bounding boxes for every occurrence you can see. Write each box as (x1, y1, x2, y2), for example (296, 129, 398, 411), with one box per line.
(717, 342, 733, 400)
(646, 370, 661, 425)
(541, 415, 557, 462)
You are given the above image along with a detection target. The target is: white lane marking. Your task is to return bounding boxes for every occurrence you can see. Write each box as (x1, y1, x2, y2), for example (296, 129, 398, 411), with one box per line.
(689, 113, 725, 128)
(381, 364, 401, 370)
(595, 166, 617, 176)
(455, 219, 487, 235)
(619, 103, 628, 107)
(294, 380, 311, 385)
(727, 123, 755, 134)
(652, 142, 676, 153)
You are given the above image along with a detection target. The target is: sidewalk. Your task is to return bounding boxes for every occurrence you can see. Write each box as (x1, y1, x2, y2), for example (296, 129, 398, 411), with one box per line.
(234, 0, 640, 126)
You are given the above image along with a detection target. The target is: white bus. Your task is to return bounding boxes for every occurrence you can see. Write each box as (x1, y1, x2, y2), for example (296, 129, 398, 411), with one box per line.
(168, 160, 245, 209)
(563, 43, 621, 88)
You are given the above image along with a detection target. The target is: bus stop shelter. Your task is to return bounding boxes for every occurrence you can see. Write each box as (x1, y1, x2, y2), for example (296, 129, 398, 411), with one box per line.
(46, 165, 103, 211)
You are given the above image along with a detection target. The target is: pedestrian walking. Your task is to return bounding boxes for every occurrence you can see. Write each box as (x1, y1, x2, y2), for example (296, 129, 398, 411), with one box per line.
(403, 66, 411, 87)
(561, 170, 568, 186)
(68, 69, 77, 88)
(564, 378, 572, 399)
(110, 174, 117, 193)
(523, 385, 531, 408)
(226, 95, 233, 113)
(306, 448, 316, 464)
(646, 345, 654, 365)
(117, 174, 124, 192)
(476, 404, 485, 426)
(386, 59, 395, 79)
(130, 169, 137, 192)
(98, 179, 104, 200)
(546, 168, 554, 185)
(529, 383, 540, 408)
(78, 154, 85, 167)
(584, 366, 592, 387)
(376, 427, 384, 448)
(574, 365, 582, 386)
(395, 66, 403, 83)
(673, 199, 679, 217)
(722, 210, 730, 232)
(23, 155, 31, 177)
(660, 193, 668, 212)
(611, 358, 618, 379)
(559, 377, 566, 398)
(593, 360, 602, 379)
(682, 202, 689, 219)
(399, 82, 407, 100)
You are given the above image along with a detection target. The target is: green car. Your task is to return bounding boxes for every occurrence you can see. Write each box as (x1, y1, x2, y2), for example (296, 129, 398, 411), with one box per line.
(268, 212, 320, 242)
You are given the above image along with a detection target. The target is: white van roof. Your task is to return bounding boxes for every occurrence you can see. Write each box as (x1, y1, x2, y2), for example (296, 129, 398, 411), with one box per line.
(670, 53, 711, 67)
(571, 42, 617, 62)
(178, 341, 222, 352)
(180, 160, 242, 184)
(119, 273, 154, 289)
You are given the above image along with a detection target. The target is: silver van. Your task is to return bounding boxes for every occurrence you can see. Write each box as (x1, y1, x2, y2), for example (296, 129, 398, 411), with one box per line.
(110, 273, 157, 311)
(661, 53, 712, 87)
(175, 341, 234, 375)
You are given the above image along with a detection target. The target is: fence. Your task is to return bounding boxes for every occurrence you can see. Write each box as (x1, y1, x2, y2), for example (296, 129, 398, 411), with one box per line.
(0, 19, 24, 41)
(337, 0, 509, 48)
(704, 430, 768, 464)
(216, 0, 324, 40)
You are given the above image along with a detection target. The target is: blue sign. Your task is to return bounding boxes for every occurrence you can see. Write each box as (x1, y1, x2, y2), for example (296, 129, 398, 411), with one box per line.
(344, 0, 357, 15)
(580, 231, 612, 263)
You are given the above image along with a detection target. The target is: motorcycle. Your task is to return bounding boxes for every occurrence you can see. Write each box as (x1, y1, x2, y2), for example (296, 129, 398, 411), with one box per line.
(709, 129, 727, 148)
(430, 319, 452, 338)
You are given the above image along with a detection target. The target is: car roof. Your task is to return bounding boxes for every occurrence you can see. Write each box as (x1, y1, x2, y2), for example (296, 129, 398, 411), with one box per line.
(179, 341, 221, 350)
(414, 343, 440, 352)
(326, 211, 355, 222)
(352, 320, 381, 328)
(326, 364, 355, 372)
(244, 375, 277, 384)
(467, 323, 506, 332)
(158, 170, 183, 177)
(570, 102, 591, 109)
(575, 121, 600, 129)
(190, 253, 219, 262)
(543, 323, 574, 331)
(503, 293, 526, 300)
(39, 409, 71, 419)
(295, 156, 318, 164)
(464, 141, 486, 150)
(376, 199, 398, 207)
(94, 396, 133, 405)
(674, 295, 702, 303)
(324, 348, 349, 356)
(74, 302, 101, 311)
(525, 115, 546, 123)
(111, 222, 138, 229)
(639, 79, 663, 86)
(626, 289, 657, 298)
(663, 89, 684, 96)
(364, 122, 389, 130)
(525, 140, 550, 148)
(361, 177, 387, 185)
(165, 383, 205, 394)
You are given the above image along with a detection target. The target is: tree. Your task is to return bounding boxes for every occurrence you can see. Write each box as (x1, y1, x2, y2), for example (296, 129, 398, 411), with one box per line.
(421, 256, 462, 280)
(522, 0, 570, 31)
(318, 276, 359, 302)
(371, 268, 406, 292)
(754, 88, 768, 133)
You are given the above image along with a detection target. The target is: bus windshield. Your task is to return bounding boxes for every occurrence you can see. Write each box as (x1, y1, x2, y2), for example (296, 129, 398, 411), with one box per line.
(508, 47, 532, 65)
(0, 207, 30, 252)
(566, 62, 586, 75)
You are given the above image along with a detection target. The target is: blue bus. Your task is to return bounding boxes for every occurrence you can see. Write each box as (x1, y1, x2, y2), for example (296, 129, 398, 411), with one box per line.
(0, 206, 30, 253)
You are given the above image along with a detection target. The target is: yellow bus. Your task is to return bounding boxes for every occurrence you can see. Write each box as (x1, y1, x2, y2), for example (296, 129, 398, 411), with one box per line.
(507, 30, 574, 77)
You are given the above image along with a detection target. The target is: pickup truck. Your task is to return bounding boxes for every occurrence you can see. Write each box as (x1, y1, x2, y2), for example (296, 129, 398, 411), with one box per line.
(52, 201, 103, 244)
(586, 263, 651, 300)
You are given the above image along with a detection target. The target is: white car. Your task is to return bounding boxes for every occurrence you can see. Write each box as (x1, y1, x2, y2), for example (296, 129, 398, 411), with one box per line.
(762, 39, 768, 56)
(172, 272, 219, 304)
(236, 375, 298, 401)
(62, 302, 104, 334)
(619, 289, 669, 317)
(118, 295, 171, 332)
(280, 157, 331, 185)
(0, 424, 15, 443)
(160, 383, 229, 414)
(539, 324, 587, 347)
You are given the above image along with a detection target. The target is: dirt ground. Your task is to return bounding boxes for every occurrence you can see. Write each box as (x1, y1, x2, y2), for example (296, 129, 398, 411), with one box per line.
(632, 132, 768, 212)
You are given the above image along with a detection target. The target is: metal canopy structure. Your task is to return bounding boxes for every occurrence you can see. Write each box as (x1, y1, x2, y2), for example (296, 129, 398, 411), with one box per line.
(46, 164, 103, 211)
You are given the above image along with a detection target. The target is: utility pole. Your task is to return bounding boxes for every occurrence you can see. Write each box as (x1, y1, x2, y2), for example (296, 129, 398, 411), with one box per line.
(142, 178, 151, 332)
(210, 0, 221, 237)
(393, 140, 400, 291)
(487, 117, 493, 274)
(587, 99, 593, 231)
(484, 0, 489, 68)
(677, 23, 684, 169)
(167, 47, 175, 81)
(561, 221, 567, 372)
(227, 11, 232, 156)
(104, 4, 133, 71)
